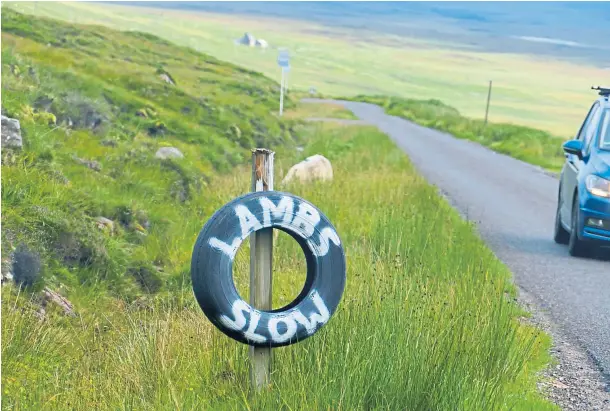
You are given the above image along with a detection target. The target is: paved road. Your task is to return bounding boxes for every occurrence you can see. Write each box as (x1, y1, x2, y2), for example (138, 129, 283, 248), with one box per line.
(305, 99, 610, 377)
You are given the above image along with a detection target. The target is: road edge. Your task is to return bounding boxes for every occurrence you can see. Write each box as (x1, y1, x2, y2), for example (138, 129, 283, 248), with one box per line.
(517, 286, 610, 410)
(302, 99, 610, 410)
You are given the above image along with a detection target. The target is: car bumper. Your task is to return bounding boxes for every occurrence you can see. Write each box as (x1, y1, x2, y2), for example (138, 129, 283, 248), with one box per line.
(580, 195, 610, 242)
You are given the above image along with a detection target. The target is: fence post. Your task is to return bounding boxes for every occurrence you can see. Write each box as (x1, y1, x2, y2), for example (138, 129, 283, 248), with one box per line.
(484, 80, 492, 126)
(249, 148, 274, 391)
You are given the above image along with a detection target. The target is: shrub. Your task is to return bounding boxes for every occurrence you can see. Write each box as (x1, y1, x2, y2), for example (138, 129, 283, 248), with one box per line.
(12, 244, 42, 287)
(51, 91, 111, 131)
(128, 262, 163, 293)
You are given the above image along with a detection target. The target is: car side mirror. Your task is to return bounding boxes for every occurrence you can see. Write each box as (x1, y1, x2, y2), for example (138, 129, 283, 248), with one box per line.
(562, 140, 584, 159)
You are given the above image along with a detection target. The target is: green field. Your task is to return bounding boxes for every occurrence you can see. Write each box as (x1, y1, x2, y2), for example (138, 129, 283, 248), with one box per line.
(2, 121, 557, 410)
(1, 6, 301, 301)
(283, 100, 358, 121)
(0, 9, 560, 410)
(5, 1, 607, 137)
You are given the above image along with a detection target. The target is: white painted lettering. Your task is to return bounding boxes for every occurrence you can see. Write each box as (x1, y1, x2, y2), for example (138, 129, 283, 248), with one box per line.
(219, 300, 267, 343)
(309, 227, 341, 257)
(219, 299, 249, 331)
(219, 292, 332, 344)
(291, 202, 320, 238)
(209, 237, 241, 259)
(235, 205, 262, 238)
(292, 291, 330, 334)
(259, 196, 294, 226)
(268, 316, 298, 343)
(244, 309, 266, 343)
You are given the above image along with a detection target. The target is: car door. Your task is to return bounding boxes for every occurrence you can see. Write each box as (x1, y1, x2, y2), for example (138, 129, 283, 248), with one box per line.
(561, 102, 600, 221)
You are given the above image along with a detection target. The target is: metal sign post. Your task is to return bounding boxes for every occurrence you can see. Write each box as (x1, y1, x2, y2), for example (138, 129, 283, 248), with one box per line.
(277, 49, 290, 116)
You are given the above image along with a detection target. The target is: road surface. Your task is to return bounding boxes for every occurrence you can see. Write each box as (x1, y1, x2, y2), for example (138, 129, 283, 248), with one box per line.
(305, 99, 610, 378)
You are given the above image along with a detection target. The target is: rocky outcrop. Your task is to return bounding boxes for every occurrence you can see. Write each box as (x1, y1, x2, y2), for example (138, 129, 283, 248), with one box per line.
(74, 156, 102, 172)
(155, 147, 184, 160)
(159, 73, 175, 85)
(95, 217, 115, 234)
(38, 287, 76, 318)
(1, 256, 14, 285)
(1, 115, 23, 149)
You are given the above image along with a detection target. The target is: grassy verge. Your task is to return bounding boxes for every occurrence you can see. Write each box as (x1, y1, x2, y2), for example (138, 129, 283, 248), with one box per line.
(1, 7, 299, 301)
(2, 121, 556, 410)
(343, 95, 568, 173)
(283, 100, 359, 120)
(2, 9, 557, 410)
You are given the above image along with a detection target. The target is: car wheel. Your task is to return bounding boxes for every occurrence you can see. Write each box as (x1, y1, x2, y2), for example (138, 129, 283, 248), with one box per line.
(553, 192, 569, 244)
(568, 197, 589, 257)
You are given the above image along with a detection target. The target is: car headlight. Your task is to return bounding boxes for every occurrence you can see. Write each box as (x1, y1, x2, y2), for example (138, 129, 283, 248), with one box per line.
(585, 175, 610, 198)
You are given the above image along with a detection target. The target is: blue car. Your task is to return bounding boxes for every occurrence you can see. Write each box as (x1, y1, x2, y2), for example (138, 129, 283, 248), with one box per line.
(554, 86, 610, 257)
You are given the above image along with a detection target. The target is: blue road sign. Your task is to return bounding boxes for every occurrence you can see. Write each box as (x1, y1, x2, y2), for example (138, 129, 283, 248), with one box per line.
(277, 50, 290, 68)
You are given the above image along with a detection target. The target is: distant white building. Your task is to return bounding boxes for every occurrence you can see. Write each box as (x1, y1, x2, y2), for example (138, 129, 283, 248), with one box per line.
(235, 32, 269, 49)
(255, 38, 268, 49)
(237, 32, 256, 47)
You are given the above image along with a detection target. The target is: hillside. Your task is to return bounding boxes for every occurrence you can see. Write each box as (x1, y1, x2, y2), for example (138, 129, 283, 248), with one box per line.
(1, 9, 559, 411)
(1, 7, 298, 300)
(7, 1, 606, 138)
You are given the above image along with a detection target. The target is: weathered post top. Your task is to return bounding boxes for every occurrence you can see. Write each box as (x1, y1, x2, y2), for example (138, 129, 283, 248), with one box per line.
(251, 148, 275, 192)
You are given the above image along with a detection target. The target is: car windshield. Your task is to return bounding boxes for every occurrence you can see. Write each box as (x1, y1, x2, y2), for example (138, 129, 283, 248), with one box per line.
(600, 108, 610, 150)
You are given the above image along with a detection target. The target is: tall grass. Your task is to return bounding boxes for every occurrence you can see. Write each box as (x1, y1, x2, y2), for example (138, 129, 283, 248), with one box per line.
(283, 100, 358, 121)
(2, 124, 556, 410)
(346, 95, 567, 173)
(2, 10, 556, 410)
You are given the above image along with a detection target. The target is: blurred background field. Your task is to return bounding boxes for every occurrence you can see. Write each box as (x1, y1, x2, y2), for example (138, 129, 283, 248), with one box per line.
(7, 1, 610, 137)
(3, 3, 607, 408)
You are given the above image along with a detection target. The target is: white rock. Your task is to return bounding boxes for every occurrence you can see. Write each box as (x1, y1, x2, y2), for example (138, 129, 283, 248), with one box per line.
(1, 115, 23, 149)
(155, 147, 184, 160)
(159, 73, 175, 85)
(95, 217, 115, 232)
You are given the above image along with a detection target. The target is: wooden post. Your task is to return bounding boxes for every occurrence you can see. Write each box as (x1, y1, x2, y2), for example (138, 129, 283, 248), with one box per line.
(249, 148, 274, 391)
(484, 80, 492, 126)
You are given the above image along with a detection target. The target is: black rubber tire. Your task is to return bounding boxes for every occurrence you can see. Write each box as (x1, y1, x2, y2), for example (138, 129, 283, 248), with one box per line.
(553, 191, 569, 244)
(568, 196, 589, 257)
(191, 191, 346, 347)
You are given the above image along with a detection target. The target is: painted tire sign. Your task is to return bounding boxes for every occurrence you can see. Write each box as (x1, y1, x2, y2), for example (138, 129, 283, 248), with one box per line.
(191, 191, 346, 347)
